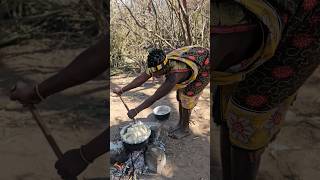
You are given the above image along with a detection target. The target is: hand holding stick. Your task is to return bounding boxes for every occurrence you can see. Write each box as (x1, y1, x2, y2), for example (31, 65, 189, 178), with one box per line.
(118, 95, 136, 123)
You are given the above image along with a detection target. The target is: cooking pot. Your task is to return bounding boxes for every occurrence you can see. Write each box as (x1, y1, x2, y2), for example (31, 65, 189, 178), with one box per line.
(120, 123, 151, 152)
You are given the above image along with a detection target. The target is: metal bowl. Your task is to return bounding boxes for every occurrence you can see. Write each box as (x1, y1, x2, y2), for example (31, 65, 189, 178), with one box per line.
(153, 105, 171, 121)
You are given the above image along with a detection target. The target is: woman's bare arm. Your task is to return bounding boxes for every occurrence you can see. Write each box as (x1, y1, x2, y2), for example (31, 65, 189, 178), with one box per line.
(121, 72, 151, 92)
(38, 36, 108, 98)
(135, 72, 189, 113)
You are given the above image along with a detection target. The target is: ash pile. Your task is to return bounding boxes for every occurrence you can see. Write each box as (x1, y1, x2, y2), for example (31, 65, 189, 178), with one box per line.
(110, 122, 167, 180)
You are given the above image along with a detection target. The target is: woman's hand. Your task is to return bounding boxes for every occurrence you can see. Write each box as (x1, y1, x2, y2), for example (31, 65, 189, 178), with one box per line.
(55, 148, 89, 179)
(112, 87, 123, 96)
(10, 81, 41, 105)
(127, 109, 138, 119)
(55, 129, 108, 179)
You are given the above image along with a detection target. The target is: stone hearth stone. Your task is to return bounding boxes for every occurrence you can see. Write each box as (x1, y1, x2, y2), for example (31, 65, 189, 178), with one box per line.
(145, 144, 166, 174)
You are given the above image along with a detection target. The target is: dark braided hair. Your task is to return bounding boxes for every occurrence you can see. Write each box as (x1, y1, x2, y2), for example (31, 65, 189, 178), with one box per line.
(147, 48, 166, 68)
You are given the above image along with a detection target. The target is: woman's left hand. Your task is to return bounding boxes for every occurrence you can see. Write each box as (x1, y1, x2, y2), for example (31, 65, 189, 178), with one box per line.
(55, 148, 89, 179)
(127, 109, 138, 119)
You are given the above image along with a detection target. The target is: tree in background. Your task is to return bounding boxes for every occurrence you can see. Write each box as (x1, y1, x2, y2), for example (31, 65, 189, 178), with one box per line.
(111, 0, 209, 74)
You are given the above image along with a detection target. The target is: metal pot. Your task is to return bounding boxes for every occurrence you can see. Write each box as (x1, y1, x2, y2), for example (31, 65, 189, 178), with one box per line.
(123, 139, 149, 152)
(153, 105, 171, 121)
(120, 123, 151, 152)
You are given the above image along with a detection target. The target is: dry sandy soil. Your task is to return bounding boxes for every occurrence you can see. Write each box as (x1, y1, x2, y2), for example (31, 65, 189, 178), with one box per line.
(111, 65, 320, 180)
(110, 75, 211, 180)
(0, 40, 107, 180)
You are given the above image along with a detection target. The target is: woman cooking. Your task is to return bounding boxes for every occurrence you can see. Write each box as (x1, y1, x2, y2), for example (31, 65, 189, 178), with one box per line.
(212, 0, 320, 179)
(113, 46, 209, 139)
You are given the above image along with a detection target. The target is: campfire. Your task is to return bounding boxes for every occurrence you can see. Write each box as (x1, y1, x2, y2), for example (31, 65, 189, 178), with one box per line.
(110, 122, 167, 180)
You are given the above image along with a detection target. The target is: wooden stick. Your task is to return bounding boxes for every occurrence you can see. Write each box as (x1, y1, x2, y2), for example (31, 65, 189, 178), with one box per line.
(28, 105, 78, 180)
(28, 105, 63, 159)
(119, 96, 136, 123)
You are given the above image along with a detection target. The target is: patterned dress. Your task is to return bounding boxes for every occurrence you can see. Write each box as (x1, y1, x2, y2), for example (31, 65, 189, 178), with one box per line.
(212, 0, 320, 150)
(146, 46, 210, 109)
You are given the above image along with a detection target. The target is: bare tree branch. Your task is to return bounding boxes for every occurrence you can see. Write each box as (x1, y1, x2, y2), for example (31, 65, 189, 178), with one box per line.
(177, 0, 192, 45)
(111, 0, 209, 70)
(119, 0, 174, 48)
(119, 0, 145, 29)
(166, 0, 187, 45)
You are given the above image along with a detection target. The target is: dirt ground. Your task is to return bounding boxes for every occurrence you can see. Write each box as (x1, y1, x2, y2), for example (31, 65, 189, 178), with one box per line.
(0, 40, 107, 180)
(111, 66, 320, 180)
(110, 75, 211, 180)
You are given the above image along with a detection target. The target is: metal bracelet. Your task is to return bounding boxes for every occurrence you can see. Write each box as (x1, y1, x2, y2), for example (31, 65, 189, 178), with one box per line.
(79, 146, 92, 164)
(34, 84, 45, 101)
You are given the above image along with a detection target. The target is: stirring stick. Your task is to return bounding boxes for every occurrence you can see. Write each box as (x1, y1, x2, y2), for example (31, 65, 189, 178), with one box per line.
(119, 95, 136, 124)
(28, 105, 63, 159)
(28, 105, 78, 180)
